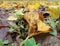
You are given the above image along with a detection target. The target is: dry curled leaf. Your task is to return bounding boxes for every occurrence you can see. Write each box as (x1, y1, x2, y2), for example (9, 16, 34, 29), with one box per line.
(24, 11, 39, 27)
(24, 11, 51, 34)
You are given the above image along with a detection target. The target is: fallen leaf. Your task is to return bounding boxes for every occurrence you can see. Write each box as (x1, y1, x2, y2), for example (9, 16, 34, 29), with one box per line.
(27, 2, 40, 11)
(7, 14, 17, 20)
(0, 2, 12, 9)
(37, 20, 51, 33)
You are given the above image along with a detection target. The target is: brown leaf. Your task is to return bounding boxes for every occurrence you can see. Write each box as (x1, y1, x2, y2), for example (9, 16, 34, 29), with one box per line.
(39, 12, 44, 21)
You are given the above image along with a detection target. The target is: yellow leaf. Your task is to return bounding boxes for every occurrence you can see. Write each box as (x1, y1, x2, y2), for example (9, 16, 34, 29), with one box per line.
(0, 2, 17, 10)
(27, 2, 40, 11)
(48, 7, 59, 19)
(50, 12, 59, 19)
(37, 20, 51, 33)
(33, 3, 40, 10)
(0, 2, 11, 9)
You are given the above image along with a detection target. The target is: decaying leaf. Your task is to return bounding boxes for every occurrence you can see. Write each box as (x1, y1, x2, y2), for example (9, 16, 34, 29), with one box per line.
(24, 11, 51, 33)
(7, 14, 17, 20)
(24, 12, 39, 33)
(37, 20, 51, 33)
(39, 12, 44, 21)
(7, 9, 24, 20)
(24, 11, 39, 27)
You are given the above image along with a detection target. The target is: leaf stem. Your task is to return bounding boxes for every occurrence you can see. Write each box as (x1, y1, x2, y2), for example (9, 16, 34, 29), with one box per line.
(20, 32, 41, 46)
